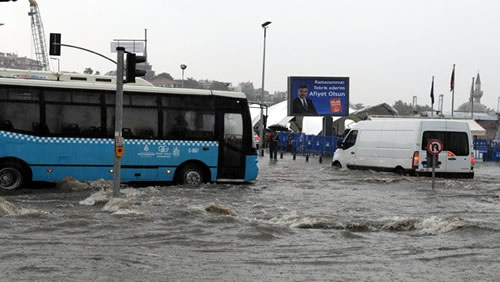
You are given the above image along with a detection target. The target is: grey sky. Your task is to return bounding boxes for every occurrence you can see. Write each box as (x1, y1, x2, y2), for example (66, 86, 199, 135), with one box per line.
(1, 0, 499, 110)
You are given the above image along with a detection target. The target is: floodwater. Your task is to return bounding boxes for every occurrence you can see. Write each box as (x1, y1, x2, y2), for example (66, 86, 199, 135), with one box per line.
(1, 155, 499, 281)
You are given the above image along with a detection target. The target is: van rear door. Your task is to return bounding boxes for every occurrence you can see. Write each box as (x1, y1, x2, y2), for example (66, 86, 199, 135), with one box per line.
(421, 131, 447, 172)
(443, 132, 471, 172)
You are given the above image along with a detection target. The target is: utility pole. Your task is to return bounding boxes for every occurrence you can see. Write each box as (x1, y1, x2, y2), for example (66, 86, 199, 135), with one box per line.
(113, 47, 125, 198)
(259, 21, 271, 157)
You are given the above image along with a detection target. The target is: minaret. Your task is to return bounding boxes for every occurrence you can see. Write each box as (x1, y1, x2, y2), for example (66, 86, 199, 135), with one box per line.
(473, 72, 483, 103)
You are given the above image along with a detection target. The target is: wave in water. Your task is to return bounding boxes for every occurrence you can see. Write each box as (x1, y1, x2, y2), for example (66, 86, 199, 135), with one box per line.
(258, 213, 491, 235)
(0, 197, 20, 216)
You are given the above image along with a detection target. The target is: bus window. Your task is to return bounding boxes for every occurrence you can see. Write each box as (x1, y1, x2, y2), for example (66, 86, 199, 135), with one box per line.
(224, 113, 243, 149)
(0, 87, 40, 133)
(163, 95, 212, 110)
(163, 110, 215, 140)
(0, 103, 39, 133)
(46, 104, 101, 136)
(123, 107, 158, 138)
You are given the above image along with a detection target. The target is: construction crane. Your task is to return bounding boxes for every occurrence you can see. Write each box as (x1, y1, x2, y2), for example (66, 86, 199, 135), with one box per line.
(28, 0, 50, 71)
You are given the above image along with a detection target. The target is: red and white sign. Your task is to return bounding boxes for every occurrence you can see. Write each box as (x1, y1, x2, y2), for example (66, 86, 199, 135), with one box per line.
(427, 139, 443, 155)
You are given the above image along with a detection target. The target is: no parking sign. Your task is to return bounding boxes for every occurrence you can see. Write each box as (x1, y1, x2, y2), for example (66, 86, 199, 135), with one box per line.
(427, 139, 443, 155)
(426, 139, 443, 190)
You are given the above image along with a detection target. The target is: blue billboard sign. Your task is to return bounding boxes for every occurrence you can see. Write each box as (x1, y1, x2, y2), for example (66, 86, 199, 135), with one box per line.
(288, 76, 350, 116)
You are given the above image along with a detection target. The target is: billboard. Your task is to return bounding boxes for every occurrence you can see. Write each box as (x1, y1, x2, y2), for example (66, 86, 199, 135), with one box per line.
(288, 76, 349, 116)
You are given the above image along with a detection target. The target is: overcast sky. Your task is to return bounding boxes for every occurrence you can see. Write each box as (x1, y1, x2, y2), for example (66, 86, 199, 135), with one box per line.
(1, 0, 499, 110)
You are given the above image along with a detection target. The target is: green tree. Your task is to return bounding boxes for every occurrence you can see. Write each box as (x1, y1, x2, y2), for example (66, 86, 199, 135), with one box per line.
(392, 100, 432, 115)
(83, 67, 93, 75)
(354, 103, 364, 110)
(209, 81, 230, 91)
(183, 78, 201, 89)
(155, 72, 174, 80)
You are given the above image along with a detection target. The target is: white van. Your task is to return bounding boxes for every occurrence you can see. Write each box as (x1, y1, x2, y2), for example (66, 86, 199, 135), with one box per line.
(332, 119, 474, 178)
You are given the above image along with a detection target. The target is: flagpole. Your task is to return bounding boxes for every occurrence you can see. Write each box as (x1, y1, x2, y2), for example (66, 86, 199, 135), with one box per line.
(430, 76, 435, 117)
(451, 64, 455, 119)
(470, 77, 475, 120)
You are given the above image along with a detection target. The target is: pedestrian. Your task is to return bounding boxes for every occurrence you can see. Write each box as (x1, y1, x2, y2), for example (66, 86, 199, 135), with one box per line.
(269, 130, 279, 161)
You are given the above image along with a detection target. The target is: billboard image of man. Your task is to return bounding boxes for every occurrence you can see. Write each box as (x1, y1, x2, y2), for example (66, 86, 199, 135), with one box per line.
(292, 85, 317, 114)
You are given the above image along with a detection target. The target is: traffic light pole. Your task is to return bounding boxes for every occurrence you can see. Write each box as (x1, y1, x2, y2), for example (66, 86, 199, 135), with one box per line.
(112, 47, 125, 198)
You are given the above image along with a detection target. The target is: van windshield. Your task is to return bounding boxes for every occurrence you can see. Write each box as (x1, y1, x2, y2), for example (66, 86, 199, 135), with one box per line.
(421, 131, 469, 156)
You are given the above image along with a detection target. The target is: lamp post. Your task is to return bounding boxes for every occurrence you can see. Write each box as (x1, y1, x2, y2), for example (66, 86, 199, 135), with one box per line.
(259, 21, 271, 157)
(412, 96, 417, 115)
(180, 64, 187, 88)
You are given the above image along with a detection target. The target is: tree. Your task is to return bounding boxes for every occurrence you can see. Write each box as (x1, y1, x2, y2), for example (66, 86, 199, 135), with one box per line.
(155, 72, 174, 80)
(354, 103, 364, 110)
(209, 81, 230, 91)
(83, 67, 93, 75)
(95, 71, 100, 75)
(392, 100, 433, 116)
(183, 78, 201, 89)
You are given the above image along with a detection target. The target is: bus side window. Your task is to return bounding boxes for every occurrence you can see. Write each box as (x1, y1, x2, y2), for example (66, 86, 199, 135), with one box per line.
(1, 120, 14, 131)
(0, 87, 40, 133)
(45, 89, 101, 137)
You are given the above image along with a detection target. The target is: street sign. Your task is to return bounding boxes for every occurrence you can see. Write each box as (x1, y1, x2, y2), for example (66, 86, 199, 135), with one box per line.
(111, 41, 145, 53)
(427, 139, 443, 155)
(426, 139, 443, 190)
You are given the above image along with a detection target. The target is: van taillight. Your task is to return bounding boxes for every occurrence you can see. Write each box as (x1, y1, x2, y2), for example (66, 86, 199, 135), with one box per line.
(448, 151, 456, 158)
(412, 151, 419, 170)
(471, 153, 475, 168)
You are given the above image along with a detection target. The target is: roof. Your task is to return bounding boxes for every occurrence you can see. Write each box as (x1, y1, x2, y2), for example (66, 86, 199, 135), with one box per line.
(0, 68, 246, 99)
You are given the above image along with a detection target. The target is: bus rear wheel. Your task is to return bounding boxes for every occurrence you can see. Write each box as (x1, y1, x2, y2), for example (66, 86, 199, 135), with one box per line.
(0, 162, 25, 190)
(177, 164, 206, 185)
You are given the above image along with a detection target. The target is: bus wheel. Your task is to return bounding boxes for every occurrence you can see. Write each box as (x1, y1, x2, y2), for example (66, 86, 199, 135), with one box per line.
(0, 162, 25, 190)
(177, 164, 206, 185)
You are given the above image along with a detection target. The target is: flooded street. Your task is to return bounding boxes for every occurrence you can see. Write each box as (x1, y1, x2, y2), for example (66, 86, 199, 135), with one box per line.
(1, 155, 499, 281)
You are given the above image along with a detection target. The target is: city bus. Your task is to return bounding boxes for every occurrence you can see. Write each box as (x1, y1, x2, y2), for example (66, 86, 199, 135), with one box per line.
(0, 69, 258, 190)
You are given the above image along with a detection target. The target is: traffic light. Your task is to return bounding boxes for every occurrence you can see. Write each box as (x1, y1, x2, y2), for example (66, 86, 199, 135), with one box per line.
(49, 33, 61, 56)
(125, 52, 146, 83)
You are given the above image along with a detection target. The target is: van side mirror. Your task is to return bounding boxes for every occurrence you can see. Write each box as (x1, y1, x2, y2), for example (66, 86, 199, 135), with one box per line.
(337, 140, 344, 149)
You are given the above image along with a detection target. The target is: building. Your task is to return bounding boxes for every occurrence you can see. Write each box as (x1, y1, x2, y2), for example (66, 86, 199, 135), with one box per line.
(456, 73, 488, 113)
(148, 77, 181, 88)
(0, 52, 41, 71)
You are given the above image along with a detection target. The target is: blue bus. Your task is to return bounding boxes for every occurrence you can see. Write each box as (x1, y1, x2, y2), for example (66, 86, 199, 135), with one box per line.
(0, 69, 258, 190)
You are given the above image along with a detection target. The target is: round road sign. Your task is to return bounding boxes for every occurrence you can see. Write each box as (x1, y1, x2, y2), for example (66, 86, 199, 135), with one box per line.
(427, 139, 444, 155)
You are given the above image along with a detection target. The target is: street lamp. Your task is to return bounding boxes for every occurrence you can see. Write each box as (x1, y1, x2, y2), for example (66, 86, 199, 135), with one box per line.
(259, 21, 271, 157)
(180, 64, 187, 88)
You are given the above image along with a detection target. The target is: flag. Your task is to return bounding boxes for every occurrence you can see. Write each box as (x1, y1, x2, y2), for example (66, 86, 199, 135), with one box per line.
(430, 76, 434, 105)
(450, 64, 455, 92)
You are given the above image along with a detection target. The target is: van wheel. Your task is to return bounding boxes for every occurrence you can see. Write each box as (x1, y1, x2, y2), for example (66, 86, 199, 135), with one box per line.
(332, 161, 342, 168)
(176, 164, 206, 185)
(0, 162, 26, 190)
(394, 167, 406, 176)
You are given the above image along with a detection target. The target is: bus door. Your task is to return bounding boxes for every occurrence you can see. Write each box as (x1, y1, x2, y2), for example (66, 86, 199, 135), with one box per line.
(216, 112, 246, 181)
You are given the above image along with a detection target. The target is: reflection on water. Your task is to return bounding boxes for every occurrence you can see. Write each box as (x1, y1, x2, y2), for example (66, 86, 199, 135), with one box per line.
(1, 158, 499, 281)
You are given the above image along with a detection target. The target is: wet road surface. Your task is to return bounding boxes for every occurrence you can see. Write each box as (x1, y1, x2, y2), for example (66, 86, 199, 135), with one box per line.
(1, 155, 499, 281)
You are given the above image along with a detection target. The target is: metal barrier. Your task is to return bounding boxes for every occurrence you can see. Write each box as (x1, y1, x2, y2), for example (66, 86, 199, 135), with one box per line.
(275, 133, 341, 160)
(473, 140, 500, 162)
